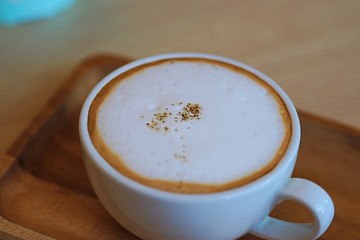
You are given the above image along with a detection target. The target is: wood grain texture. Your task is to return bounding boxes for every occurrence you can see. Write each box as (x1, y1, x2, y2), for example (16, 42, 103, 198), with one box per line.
(0, 55, 359, 240)
(1, 0, 360, 156)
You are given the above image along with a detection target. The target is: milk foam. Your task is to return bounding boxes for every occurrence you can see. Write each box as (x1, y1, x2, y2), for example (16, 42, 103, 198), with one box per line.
(90, 59, 290, 191)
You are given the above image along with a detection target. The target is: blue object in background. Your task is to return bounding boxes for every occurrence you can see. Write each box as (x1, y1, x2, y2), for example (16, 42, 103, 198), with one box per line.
(0, 0, 75, 26)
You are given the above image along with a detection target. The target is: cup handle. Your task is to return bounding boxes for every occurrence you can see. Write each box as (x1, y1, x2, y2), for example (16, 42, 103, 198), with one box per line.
(250, 178, 334, 240)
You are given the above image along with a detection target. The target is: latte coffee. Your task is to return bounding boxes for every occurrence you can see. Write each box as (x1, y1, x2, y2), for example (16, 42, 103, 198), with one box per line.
(87, 56, 292, 194)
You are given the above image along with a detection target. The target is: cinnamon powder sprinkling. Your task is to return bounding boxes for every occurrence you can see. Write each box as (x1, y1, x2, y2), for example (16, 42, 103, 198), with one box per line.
(144, 102, 203, 133)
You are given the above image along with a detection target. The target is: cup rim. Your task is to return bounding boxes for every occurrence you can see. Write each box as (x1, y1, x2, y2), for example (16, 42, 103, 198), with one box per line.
(79, 52, 301, 201)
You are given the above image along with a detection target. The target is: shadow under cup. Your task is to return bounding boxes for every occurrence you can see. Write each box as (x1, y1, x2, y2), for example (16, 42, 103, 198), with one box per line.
(79, 53, 333, 240)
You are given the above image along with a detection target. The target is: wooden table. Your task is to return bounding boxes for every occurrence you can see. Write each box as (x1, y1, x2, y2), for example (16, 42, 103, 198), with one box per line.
(1, 0, 360, 154)
(0, 1, 360, 239)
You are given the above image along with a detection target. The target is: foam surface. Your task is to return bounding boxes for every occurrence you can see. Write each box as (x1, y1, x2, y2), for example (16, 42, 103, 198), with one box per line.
(91, 59, 289, 188)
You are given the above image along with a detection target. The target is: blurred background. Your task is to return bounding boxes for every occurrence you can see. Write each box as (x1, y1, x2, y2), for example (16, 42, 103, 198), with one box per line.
(1, 0, 360, 154)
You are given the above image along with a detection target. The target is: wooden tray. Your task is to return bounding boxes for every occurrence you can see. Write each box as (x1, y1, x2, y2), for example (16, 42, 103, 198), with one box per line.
(0, 54, 359, 240)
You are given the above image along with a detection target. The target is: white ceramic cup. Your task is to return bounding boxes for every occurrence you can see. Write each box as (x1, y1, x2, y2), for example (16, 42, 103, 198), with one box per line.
(79, 53, 334, 240)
